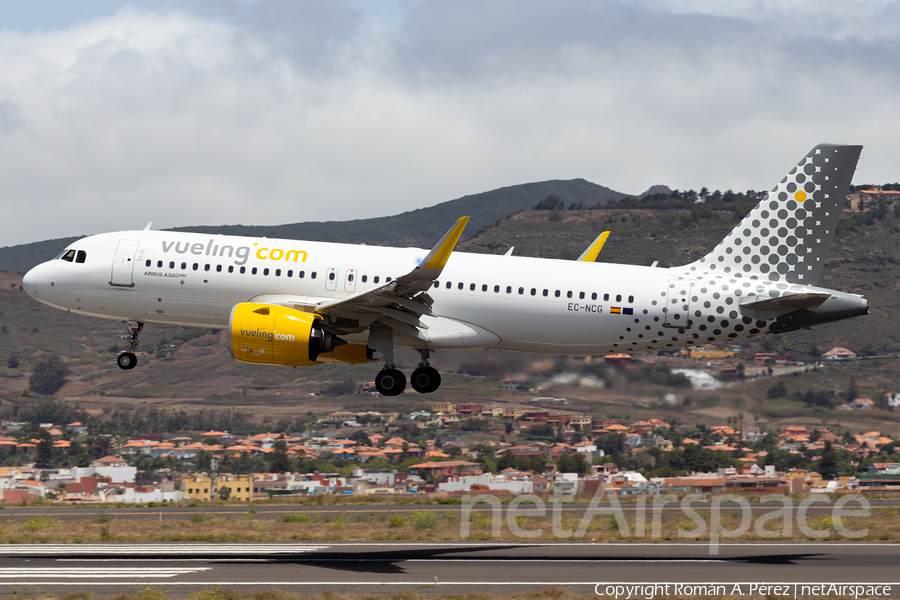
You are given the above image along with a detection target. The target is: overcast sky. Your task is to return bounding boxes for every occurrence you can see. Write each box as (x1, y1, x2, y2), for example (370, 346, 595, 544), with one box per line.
(1, 1, 898, 246)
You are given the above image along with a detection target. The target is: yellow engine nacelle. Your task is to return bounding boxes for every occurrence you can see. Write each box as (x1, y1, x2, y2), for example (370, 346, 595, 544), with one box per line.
(229, 303, 344, 367)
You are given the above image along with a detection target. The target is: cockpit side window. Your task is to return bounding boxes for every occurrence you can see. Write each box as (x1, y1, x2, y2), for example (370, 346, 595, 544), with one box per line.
(75, 250, 87, 264)
(60, 250, 76, 262)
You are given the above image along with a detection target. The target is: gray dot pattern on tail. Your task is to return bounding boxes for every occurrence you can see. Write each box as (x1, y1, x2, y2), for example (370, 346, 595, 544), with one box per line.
(685, 145, 849, 284)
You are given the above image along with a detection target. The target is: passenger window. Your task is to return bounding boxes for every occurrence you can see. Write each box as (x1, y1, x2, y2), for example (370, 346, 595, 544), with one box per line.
(263, 268, 269, 276)
(506, 286, 512, 294)
(543, 289, 548, 297)
(61, 250, 76, 262)
(616, 294, 622, 302)
(386, 277, 391, 282)
(446, 282, 452, 289)
(157, 261, 163, 268)
(169, 261, 175, 269)
(433, 281, 439, 288)
(181, 262, 187, 270)
(592, 292, 597, 300)
(373, 276, 378, 283)
(228, 266, 234, 273)
(519, 287, 524, 295)
(482, 284, 487, 292)
(470, 283, 475, 291)
(311, 272, 317, 279)
(216, 265, 222, 272)
(347, 273, 352, 281)
(494, 285, 500, 293)
(240, 267, 246, 274)
(300, 271, 305, 278)
(192, 263, 199, 271)
(628, 295, 634, 303)
(252, 267, 258, 275)
(567, 291, 573, 298)
(288, 270, 293, 277)
(579, 292, 585, 299)
(329, 272, 335, 281)
(531, 288, 536, 296)
(276, 269, 281, 276)
(603, 293, 610, 301)
(145, 260, 151, 267)
(555, 290, 560, 297)
(458, 282, 463, 290)
(204, 264, 210, 271)
(361, 275, 366, 282)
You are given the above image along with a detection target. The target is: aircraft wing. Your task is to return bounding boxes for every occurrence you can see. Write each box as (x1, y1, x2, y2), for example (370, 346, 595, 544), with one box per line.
(313, 217, 469, 340)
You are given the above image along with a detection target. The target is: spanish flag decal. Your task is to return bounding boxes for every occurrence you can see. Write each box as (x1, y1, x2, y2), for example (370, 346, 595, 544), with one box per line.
(610, 307, 622, 314)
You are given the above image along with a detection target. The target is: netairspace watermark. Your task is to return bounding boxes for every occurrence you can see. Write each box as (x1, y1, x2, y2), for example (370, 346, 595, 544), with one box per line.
(592, 583, 892, 599)
(460, 487, 871, 554)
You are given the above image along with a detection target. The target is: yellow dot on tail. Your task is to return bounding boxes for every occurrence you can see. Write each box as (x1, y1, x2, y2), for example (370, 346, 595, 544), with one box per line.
(794, 190, 807, 202)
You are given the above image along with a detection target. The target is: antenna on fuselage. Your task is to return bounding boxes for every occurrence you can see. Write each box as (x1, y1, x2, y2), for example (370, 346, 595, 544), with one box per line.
(143, 221, 153, 231)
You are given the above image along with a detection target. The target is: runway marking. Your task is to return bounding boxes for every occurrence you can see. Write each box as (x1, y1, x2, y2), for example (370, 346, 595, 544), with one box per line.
(0, 544, 329, 555)
(0, 567, 211, 579)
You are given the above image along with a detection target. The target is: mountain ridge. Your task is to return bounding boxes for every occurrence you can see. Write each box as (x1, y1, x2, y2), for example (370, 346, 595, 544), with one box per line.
(0, 178, 624, 274)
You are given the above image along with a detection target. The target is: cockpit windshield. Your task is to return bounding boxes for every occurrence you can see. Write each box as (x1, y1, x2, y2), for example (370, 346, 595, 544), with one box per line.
(56, 249, 86, 263)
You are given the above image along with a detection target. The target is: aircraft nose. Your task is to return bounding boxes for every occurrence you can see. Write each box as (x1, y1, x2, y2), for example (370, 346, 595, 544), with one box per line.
(22, 264, 43, 299)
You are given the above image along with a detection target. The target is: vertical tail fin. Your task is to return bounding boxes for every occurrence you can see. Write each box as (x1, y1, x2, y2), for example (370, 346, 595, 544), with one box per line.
(682, 144, 862, 284)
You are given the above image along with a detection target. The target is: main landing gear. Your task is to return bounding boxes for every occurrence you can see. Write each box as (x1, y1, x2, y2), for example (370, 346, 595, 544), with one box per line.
(117, 321, 142, 370)
(411, 350, 441, 394)
(373, 350, 442, 396)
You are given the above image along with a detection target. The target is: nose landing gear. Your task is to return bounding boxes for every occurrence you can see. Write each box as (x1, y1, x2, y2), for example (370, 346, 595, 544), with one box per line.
(117, 321, 142, 370)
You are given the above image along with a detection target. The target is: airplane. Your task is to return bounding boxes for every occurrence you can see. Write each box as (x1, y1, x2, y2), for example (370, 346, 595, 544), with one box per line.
(22, 143, 868, 396)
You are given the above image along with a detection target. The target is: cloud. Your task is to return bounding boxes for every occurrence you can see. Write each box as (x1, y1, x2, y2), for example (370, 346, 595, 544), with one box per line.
(0, 1, 898, 246)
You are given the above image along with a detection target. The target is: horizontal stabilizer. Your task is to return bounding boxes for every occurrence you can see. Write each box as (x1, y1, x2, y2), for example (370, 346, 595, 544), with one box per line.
(739, 292, 830, 320)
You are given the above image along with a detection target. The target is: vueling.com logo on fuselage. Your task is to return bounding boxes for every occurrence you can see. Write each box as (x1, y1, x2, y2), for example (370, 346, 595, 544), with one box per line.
(240, 327, 295, 342)
(161, 239, 308, 266)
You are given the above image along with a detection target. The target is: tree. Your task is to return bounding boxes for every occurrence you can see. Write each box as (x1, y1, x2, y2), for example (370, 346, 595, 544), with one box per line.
(29, 355, 71, 395)
(349, 430, 370, 445)
(218, 485, 232, 501)
(267, 439, 292, 473)
(7, 355, 18, 369)
(34, 430, 55, 469)
(818, 440, 838, 479)
(196, 450, 213, 472)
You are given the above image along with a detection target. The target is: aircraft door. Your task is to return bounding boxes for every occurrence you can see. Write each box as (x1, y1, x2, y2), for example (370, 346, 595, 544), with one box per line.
(344, 269, 357, 292)
(110, 239, 140, 287)
(664, 278, 692, 328)
(325, 267, 338, 292)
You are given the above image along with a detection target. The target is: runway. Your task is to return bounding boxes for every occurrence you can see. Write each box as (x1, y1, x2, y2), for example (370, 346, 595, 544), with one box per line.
(0, 542, 898, 596)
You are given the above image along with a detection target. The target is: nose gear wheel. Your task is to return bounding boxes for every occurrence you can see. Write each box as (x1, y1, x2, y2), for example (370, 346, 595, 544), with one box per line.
(117, 321, 143, 370)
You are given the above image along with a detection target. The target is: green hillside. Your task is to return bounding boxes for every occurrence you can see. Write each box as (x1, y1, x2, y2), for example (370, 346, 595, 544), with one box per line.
(0, 179, 624, 274)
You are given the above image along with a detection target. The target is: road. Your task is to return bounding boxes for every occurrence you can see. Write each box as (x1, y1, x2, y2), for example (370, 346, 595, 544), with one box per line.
(0, 542, 898, 596)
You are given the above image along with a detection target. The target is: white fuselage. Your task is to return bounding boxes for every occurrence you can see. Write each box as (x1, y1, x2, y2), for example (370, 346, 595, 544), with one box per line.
(22, 229, 855, 357)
